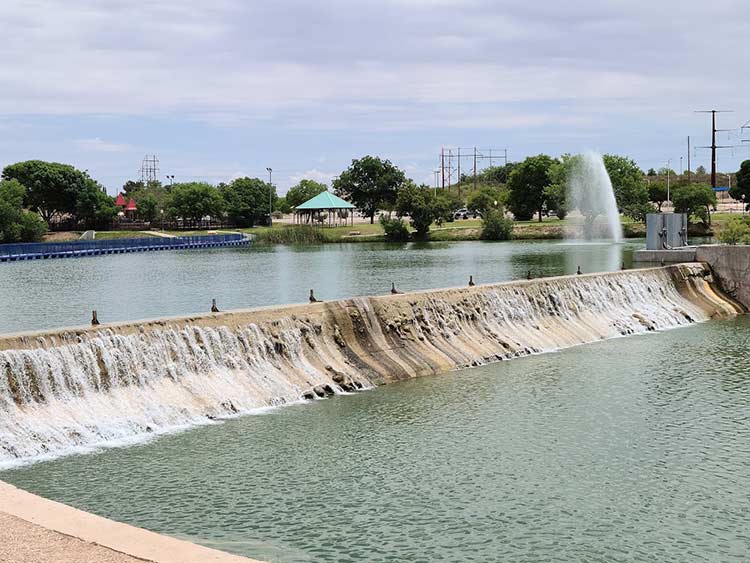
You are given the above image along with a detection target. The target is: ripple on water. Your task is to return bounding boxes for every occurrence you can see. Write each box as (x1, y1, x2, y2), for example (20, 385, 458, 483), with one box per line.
(3, 318, 750, 562)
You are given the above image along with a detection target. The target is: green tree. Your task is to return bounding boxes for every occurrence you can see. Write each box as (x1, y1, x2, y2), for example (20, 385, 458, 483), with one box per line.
(730, 160, 750, 209)
(480, 208, 514, 240)
(286, 179, 327, 209)
(276, 196, 292, 214)
(672, 183, 716, 225)
(395, 182, 437, 238)
(2, 160, 94, 222)
(602, 154, 649, 220)
(168, 182, 225, 224)
(379, 216, 410, 241)
(647, 168, 657, 176)
(648, 182, 668, 212)
(507, 154, 554, 222)
(0, 179, 47, 242)
(75, 186, 117, 228)
(467, 186, 504, 215)
(220, 177, 276, 227)
(433, 191, 462, 225)
(333, 156, 406, 224)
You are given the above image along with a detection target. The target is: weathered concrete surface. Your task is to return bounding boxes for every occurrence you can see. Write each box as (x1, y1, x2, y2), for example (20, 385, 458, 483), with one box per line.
(696, 245, 750, 309)
(0, 481, 263, 563)
(633, 248, 697, 264)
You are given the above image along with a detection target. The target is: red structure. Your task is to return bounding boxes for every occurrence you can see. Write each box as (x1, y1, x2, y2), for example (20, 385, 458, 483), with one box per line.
(115, 193, 127, 208)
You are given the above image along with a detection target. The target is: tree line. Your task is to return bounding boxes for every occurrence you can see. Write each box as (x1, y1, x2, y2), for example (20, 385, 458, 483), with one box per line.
(3, 155, 748, 244)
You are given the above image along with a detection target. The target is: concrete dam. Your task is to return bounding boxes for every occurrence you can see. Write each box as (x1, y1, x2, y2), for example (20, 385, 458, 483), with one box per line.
(0, 263, 741, 467)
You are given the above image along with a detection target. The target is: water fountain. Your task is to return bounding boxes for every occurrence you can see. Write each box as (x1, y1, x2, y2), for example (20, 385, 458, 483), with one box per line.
(566, 151, 623, 242)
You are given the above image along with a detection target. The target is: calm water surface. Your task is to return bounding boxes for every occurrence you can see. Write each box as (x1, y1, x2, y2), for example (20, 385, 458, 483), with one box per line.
(4, 317, 749, 562)
(0, 240, 642, 334)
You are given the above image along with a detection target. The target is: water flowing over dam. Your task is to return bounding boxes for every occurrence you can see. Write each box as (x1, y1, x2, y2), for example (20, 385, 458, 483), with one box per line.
(0, 264, 740, 467)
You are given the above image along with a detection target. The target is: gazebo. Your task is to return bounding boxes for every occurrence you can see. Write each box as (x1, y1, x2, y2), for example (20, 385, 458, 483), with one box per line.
(294, 191, 355, 227)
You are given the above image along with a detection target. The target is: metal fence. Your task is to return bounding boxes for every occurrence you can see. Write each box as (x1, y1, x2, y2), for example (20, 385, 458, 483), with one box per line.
(0, 233, 249, 261)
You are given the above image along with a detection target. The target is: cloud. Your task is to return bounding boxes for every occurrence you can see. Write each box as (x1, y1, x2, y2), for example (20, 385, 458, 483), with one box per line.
(287, 169, 337, 189)
(73, 137, 134, 153)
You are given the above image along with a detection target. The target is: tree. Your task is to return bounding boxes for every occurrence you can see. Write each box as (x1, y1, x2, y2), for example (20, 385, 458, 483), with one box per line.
(481, 208, 513, 240)
(220, 177, 275, 227)
(467, 186, 504, 215)
(286, 179, 327, 209)
(167, 182, 225, 224)
(696, 165, 707, 175)
(380, 216, 410, 241)
(730, 160, 750, 209)
(276, 196, 292, 214)
(602, 154, 649, 220)
(333, 156, 406, 223)
(75, 186, 117, 228)
(2, 160, 92, 222)
(507, 154, 554, 222)
(395, 182, 437, 238)
(672, 183, 716, 225)
(647, 168, 657, 176)
(648, 182, 668, 212)
(0, 179, 47, 242)
(433, 191, 462, 225)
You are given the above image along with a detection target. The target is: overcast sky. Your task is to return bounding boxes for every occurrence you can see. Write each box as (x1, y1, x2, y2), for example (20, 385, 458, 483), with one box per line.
(1, 0, 749, 193)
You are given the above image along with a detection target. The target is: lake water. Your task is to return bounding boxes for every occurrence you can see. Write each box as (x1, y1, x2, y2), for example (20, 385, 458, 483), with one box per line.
(0, 240, 642, 334)
(3, 317, 749, 562)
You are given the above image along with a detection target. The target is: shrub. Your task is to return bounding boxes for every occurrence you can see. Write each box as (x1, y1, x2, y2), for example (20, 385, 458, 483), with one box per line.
(380, 216, 410, 241)
(255, 225, 327, 244)
(718, 217, 750, 245)
(481, 209, 513, 240)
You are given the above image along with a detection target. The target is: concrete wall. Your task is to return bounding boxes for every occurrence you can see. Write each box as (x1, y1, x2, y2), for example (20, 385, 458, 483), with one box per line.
(696, 245, 750, 310)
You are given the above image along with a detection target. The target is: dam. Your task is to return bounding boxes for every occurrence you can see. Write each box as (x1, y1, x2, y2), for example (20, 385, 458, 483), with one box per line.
(0, 263, 740, 466)
(2, 248, 749, 562)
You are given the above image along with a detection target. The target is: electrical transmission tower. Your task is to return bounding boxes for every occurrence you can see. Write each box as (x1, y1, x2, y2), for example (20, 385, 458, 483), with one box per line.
(439, 146, 508, 196)
(694, 110, 733, 188)
(140, 155, 160, 185)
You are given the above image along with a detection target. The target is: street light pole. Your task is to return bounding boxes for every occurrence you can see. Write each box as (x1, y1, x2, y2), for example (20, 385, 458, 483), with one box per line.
(266, 167, 273, 226)
(666, 159, 671, 208)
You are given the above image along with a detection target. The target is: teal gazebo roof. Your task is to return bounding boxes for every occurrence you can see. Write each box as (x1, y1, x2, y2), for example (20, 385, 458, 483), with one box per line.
(295, 191, 354, 210)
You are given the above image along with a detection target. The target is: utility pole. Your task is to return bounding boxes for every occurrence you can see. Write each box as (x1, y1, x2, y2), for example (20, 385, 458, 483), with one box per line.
(695, 109, 733, 188)
(687, 136, 691, 185)
(473, 147, 477, 191)
(666, 159, 671, 205)
(441, 148, 445, 191)
(457, 147, 461, 195)
(266, 167, 273, 226)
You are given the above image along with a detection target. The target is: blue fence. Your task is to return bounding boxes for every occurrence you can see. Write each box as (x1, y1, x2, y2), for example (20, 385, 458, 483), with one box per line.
(0, 233, 250, 262)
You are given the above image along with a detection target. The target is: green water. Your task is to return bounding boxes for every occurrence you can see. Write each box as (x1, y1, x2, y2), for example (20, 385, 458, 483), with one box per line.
(4, 317, 749, 562)
(0, 240, 641, 334)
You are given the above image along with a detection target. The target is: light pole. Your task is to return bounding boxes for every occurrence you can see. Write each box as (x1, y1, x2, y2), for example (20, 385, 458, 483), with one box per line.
(165, 175, 174, 188)
(266, 167, 273, 226)
(679, 156, 683, 176)
(666, 159, 671, 208)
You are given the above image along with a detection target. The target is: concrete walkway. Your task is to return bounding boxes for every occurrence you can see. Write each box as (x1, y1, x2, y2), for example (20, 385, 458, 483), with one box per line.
(0, 481, 263, 563)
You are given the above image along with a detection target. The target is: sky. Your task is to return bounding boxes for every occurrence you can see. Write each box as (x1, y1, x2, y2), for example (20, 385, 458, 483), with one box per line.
(1, 0, 749, 194)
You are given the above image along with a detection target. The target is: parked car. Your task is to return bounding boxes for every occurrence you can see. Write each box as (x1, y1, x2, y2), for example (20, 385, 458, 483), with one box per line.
(453, 208, 481, 220)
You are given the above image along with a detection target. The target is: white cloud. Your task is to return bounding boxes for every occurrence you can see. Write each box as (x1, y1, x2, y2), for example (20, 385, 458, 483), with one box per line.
(287, 169, 337, 189)
(73, 137, 134, 153)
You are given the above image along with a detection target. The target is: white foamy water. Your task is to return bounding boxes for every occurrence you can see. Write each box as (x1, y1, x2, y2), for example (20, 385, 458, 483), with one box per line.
(0, 266, 738, 467)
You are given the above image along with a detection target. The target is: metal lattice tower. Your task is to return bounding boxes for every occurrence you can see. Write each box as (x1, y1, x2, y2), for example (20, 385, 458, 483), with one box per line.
(140, 155, 160, 185)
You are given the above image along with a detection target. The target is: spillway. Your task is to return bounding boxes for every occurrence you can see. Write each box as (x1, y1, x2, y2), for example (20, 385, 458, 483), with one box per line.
(0, 264, 741, 467)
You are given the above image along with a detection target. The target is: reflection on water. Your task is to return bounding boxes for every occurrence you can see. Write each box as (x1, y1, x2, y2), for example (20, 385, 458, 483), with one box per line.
(3, 318, 750, 563)
(0, 240, 643, 334)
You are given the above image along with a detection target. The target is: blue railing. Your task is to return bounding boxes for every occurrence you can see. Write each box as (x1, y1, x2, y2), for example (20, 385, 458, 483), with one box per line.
(0, 233, 250, 262)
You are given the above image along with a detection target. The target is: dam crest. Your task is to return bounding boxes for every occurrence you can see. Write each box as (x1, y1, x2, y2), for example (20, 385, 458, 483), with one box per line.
(0, 263, 740, 467)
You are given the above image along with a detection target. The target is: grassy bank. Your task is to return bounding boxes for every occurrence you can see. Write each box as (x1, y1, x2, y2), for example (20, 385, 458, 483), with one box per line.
(43, 212, 729, 246)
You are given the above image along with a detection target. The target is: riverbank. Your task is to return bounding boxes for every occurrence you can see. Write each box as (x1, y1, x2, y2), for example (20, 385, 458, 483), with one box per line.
(0, 481, 262, 563)
(39, 213, 726, 246)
